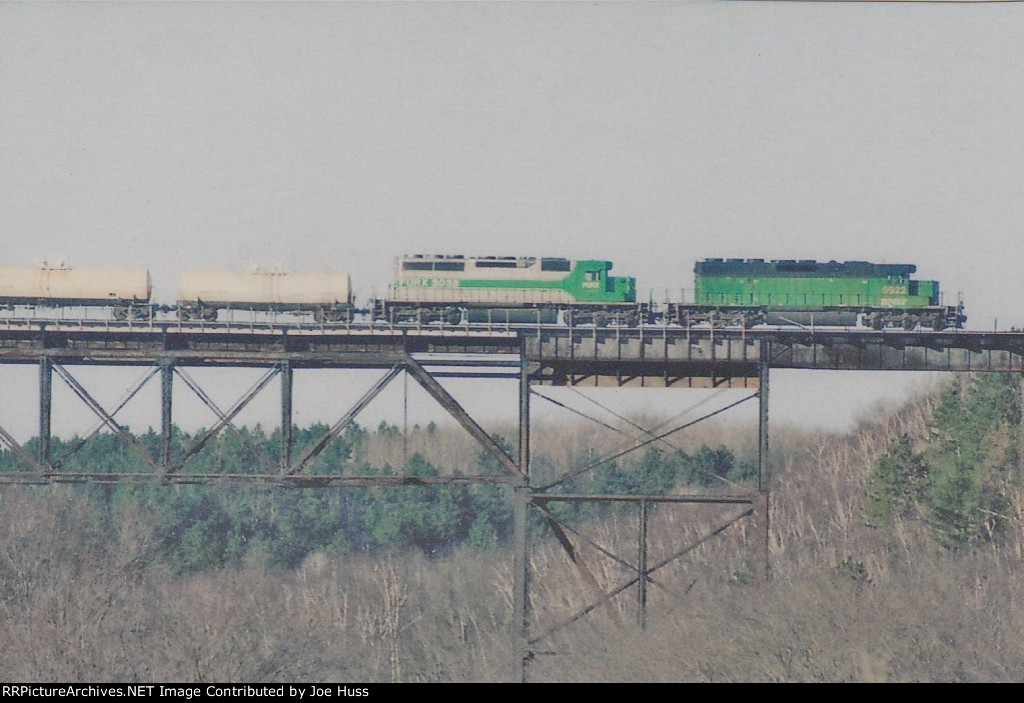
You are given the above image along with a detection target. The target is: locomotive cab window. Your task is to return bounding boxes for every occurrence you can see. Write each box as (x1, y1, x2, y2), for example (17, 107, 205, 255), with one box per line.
(541, 258, 571, 272)
(434, 261, 465, 271)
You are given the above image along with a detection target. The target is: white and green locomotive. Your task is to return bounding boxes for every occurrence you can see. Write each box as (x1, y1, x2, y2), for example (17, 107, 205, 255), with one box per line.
(376, 255, 642, 325)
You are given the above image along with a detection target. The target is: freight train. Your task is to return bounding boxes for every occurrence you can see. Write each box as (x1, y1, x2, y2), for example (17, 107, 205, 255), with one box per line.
(0, 257, 966, 330)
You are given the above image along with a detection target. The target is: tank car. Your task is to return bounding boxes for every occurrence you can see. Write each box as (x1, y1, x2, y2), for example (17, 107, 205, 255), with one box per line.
(667, 259, 965, 330)
(377, 255, 642, 325)
(177, 268, 353, 322)
(0, 263, 151, 319)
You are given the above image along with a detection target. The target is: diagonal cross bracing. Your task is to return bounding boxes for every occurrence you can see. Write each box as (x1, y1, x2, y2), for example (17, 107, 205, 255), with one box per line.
(0, 422, 47, 474)
(288, 364, 403, 475)
(538, 393, 758, 492)
(164, 366, 281, 477)
(51, 362, 163, 473)
(174, 366, 280, 475)
(542, 514, 624, 627)
(565, 384, 689, 455)
(403, 355, 523, 479)
(528, 505, 755, 646)
(532, 390, 749, 490)
(532, 499, 725, 605)
(59, 366, 160, 467)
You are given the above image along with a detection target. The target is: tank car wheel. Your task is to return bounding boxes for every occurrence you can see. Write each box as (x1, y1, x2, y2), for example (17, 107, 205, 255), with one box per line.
(901, 316, 916, 331)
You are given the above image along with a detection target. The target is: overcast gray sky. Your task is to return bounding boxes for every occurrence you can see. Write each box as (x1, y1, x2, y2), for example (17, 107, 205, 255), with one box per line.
(1, 2, 1022, 441)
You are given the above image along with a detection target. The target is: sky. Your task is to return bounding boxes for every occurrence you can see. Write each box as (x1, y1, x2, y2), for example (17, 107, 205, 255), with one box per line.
(1, 2, 1022, 443)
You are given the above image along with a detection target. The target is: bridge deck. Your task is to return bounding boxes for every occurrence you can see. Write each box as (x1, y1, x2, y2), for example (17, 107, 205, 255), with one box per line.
(0, 321, 1021, 383)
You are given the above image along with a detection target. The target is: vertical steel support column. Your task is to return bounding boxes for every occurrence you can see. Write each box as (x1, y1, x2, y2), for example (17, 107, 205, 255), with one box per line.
(758, 355, 771, 581)
(758, 358, 769, 492)
(519, 358, 530, 475)
(757, 490, 771, 582)
(1019, 373, 1024, 476)
(638, 499, 648, 629)
(160, 361, 173, 468)
(38, 356, 52, 467)
(513, 353, 532, 682)
(281, 362, 293, 472)
(513, 484, 530, 683)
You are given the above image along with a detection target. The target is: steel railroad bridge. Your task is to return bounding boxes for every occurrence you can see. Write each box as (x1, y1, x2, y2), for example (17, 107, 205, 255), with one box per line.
(2, 319, 1022, 681)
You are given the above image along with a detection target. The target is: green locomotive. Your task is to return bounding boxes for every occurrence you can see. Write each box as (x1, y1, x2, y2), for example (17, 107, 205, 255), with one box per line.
(377, 255, 640, 325)
(668, 258, 964, 330)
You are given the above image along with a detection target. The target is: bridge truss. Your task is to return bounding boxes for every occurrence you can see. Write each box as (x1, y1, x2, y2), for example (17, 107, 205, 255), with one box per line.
(1, 321, 1023, 680)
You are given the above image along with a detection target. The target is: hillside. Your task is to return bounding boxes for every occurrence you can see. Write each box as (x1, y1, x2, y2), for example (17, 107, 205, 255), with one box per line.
(0, 375, 1021, 681)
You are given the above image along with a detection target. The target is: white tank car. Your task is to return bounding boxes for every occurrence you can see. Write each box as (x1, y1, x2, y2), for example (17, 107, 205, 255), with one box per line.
(0, 264, 151, 306)
(177, 269, 353, 321)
